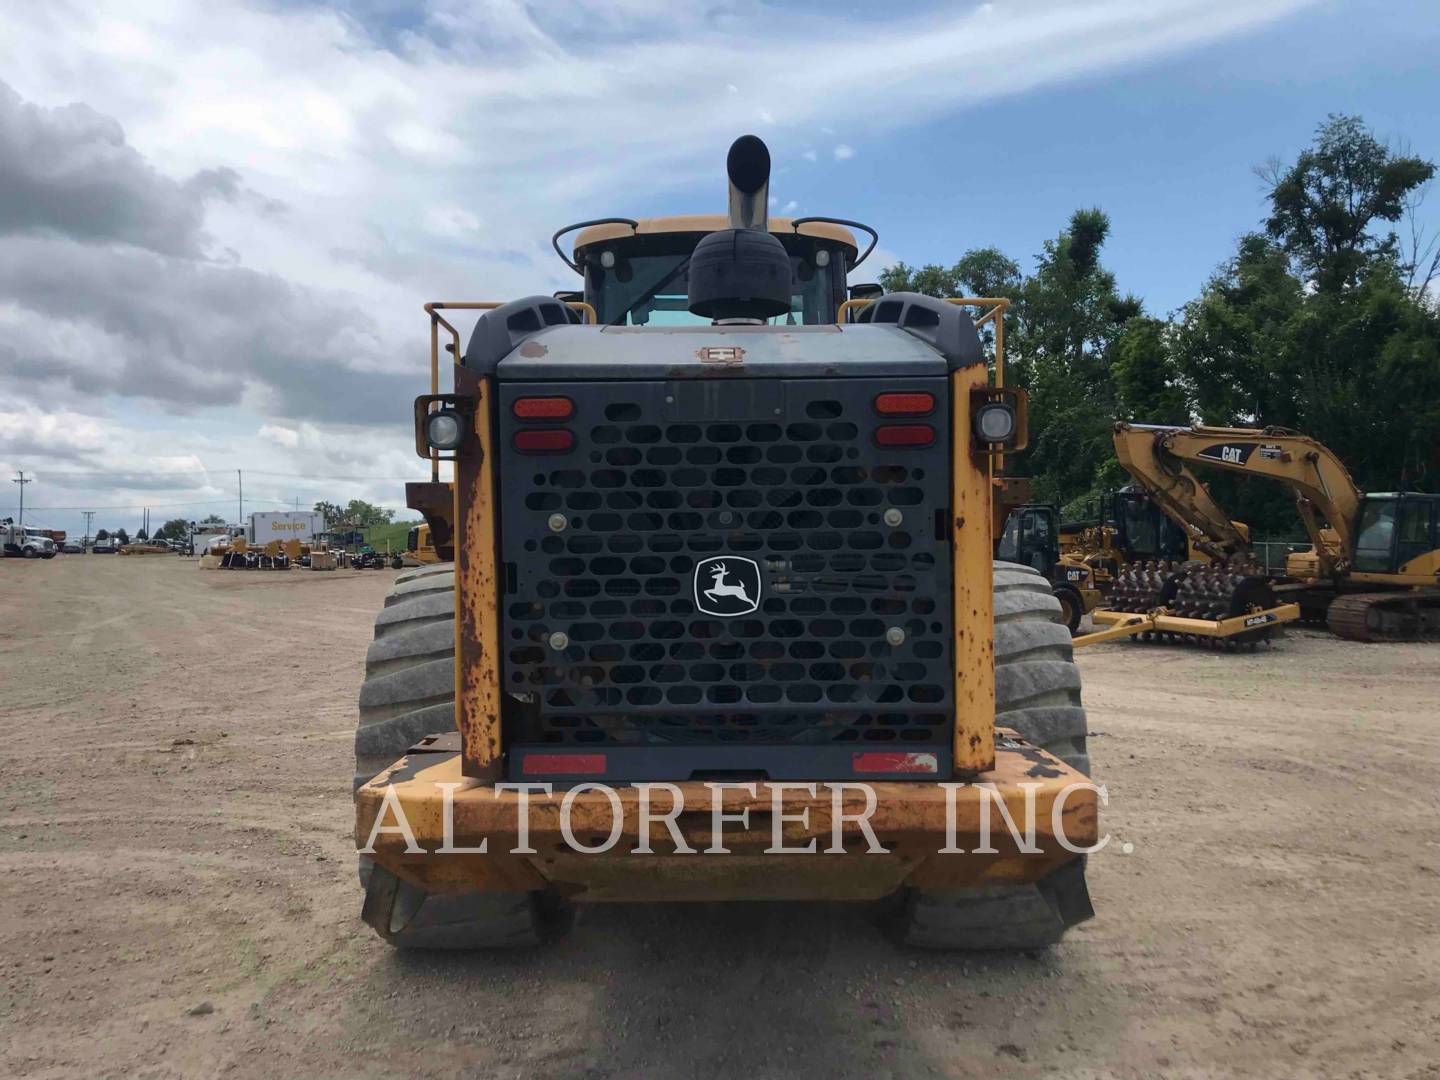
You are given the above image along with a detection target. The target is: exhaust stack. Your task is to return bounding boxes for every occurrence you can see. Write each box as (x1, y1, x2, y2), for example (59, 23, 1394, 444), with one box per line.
(687, 135, 791, 322)
(726, 134, 771, 232)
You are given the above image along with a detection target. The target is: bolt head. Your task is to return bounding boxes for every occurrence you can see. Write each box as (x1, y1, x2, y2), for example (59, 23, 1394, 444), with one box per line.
(547, 513, 568, 532)
(548, 631, 570, 650)
(883, 508, 903, 527)
(885, 626, 906, 646)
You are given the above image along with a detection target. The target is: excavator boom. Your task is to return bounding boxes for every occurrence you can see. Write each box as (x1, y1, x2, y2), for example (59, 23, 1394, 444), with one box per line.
(1112, 423, 1364, 577)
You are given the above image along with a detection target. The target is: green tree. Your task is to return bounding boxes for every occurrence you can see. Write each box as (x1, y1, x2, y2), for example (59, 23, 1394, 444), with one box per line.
(313, 500, 344, 526)
(95, 528, 109, 541)
(1112, 317, 1190, 424)
(201, 514, 226, 525)
(1172, 116, 1440, 534)
(341, 499, 394, 528)
(1014, 209, 1141, 505)
(1263, 114, 1436, 294)
(115, 528, 130, 545)
(155, 518, 190, 541)
(1172, 234, 1305, 427)
(136, 528, 148, 541)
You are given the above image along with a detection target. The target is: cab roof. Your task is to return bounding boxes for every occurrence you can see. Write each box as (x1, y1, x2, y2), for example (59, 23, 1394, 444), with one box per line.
(573, 215, 858, 256)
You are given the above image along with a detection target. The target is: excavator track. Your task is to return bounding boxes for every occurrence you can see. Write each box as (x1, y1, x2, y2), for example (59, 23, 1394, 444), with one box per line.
(1326, 591, 1440, 643)
(1107, 561, 1278, 647)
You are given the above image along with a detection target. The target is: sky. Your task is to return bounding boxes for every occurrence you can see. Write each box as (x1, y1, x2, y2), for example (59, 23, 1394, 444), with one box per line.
(1, 0, 1436, 539)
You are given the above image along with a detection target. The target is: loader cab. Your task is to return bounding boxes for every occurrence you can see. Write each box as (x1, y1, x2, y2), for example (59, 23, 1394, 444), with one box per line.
(1351, 493, 1440, 574)
(567, 217, 860, 326)
(996, 504, 1059, 576)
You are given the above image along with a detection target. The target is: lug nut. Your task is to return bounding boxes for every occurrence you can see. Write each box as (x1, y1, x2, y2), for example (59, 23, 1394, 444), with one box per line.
(547, 513, 568, 532)
(548, 631, 570, 650)
(883, 508, 903, 527)
(885, 626, 906, 646)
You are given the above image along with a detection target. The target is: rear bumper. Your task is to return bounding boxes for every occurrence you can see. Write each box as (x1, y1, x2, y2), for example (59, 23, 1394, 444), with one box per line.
(354, 731, 1099, 902)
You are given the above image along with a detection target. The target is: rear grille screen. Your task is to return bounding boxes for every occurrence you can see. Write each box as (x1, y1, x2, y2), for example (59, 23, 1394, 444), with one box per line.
(498, 379, 952, 746)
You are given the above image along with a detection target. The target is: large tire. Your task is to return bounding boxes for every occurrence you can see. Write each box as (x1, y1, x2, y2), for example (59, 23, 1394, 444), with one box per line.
(354, 563, 573, 949)
(993, 562, 1089, 774)
(353, 563, 457, 792)
(1052, 583, 1084, 635)
(891, 561, 1094, 950)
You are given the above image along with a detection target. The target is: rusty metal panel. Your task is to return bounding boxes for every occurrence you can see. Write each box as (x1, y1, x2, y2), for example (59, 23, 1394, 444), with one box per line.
(951, 365, 996, 774)
(453, 364, 503, 777)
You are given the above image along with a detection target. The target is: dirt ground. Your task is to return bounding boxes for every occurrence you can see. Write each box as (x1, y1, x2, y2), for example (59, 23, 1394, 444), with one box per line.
(1, 555, 1437, 1079)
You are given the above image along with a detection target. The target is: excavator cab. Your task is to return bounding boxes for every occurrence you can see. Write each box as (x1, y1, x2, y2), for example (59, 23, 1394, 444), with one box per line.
(1107, 489, 1189, 564)
(1352, 494, 1440, 574)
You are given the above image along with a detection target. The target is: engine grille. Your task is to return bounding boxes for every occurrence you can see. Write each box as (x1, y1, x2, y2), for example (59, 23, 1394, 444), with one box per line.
(498, 378, 952, 747)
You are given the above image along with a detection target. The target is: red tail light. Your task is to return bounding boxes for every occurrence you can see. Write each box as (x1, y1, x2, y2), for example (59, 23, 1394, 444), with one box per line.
(875, 392, 935, 416)
(513, 396, 574, 420)
(521, 753, 607, 776)
(875, 424, 935, 448)
(513, 429, 574, 453)
(852, 751, 939, 774)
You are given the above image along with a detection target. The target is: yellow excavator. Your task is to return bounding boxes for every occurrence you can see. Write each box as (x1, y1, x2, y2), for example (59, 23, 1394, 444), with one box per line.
(1113, 423, 1440, 642)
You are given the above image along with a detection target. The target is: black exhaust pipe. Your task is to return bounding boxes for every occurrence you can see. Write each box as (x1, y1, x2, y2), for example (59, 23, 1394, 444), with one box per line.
(688, 135, 792, 322)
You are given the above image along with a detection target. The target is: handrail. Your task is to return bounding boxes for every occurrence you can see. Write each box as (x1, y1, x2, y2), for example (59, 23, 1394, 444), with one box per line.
(551, 218, 639, 274)
(790, 216, 878, 268)
(422, 301, 597, 481)
(838, 296, 1010, 389)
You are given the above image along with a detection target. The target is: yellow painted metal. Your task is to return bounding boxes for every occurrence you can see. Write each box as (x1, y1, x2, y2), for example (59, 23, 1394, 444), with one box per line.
(422, 300, 596, 482)
(573, 215, 859, 255)
(355, 730, 1095, 900)
(951, 363, 996, 774)
(1075, 602, 1302, 647)
(1112, 423, 1365, 574)
(455, 373, 503, 772)
(565, 300, 598, 324)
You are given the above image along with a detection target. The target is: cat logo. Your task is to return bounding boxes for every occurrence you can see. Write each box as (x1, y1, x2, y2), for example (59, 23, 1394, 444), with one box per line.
(693, 556, 761, 617)
(1197, 442, 1255, 466)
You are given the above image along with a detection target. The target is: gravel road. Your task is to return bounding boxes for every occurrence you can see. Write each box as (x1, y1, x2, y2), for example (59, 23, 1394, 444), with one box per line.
(2, 555, 1437, 1078)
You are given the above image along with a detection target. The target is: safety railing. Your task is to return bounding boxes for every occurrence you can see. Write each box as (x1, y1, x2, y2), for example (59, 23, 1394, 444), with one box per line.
(421, 300, 597, 481)
(838, 297, 1010, 390)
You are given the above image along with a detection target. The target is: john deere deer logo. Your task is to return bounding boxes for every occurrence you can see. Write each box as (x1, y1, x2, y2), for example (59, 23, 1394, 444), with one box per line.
(694, 556, 761, 617)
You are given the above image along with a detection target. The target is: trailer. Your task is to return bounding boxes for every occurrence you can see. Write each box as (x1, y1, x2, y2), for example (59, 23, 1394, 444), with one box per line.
(247, 512, 325, 545)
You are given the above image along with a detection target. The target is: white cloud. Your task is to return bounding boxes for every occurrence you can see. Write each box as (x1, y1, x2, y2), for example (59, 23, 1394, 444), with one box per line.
(258, 423, 301, 449)
(0, 0, 1314, 532)
(781, 199, 799, 214)
(832, 144, 855, 161)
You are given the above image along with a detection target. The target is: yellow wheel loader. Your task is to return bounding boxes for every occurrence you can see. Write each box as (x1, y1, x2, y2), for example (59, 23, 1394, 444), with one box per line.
(353, 136, 1098, 949)
(1113, 422, 1440, 642)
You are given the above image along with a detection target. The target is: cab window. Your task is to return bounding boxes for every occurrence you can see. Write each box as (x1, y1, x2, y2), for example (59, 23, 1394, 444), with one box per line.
(996, 513, 1021, 563)
(1352, 499, 1398, 572)
(584, 233, 846, 326)
(1396, 499, 1435, 569)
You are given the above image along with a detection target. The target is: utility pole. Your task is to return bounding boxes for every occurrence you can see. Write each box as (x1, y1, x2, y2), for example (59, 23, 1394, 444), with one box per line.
(12, 471, 31, 528)
(82, 510, 95, 546)
(237, 469, 243, 528)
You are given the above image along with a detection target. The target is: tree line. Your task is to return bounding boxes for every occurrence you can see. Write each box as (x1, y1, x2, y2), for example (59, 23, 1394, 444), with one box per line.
(881, 115, 1440, 537)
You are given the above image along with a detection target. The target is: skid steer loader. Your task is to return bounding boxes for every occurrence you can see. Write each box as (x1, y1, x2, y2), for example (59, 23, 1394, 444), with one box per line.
(354, 136, 1099, 949)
